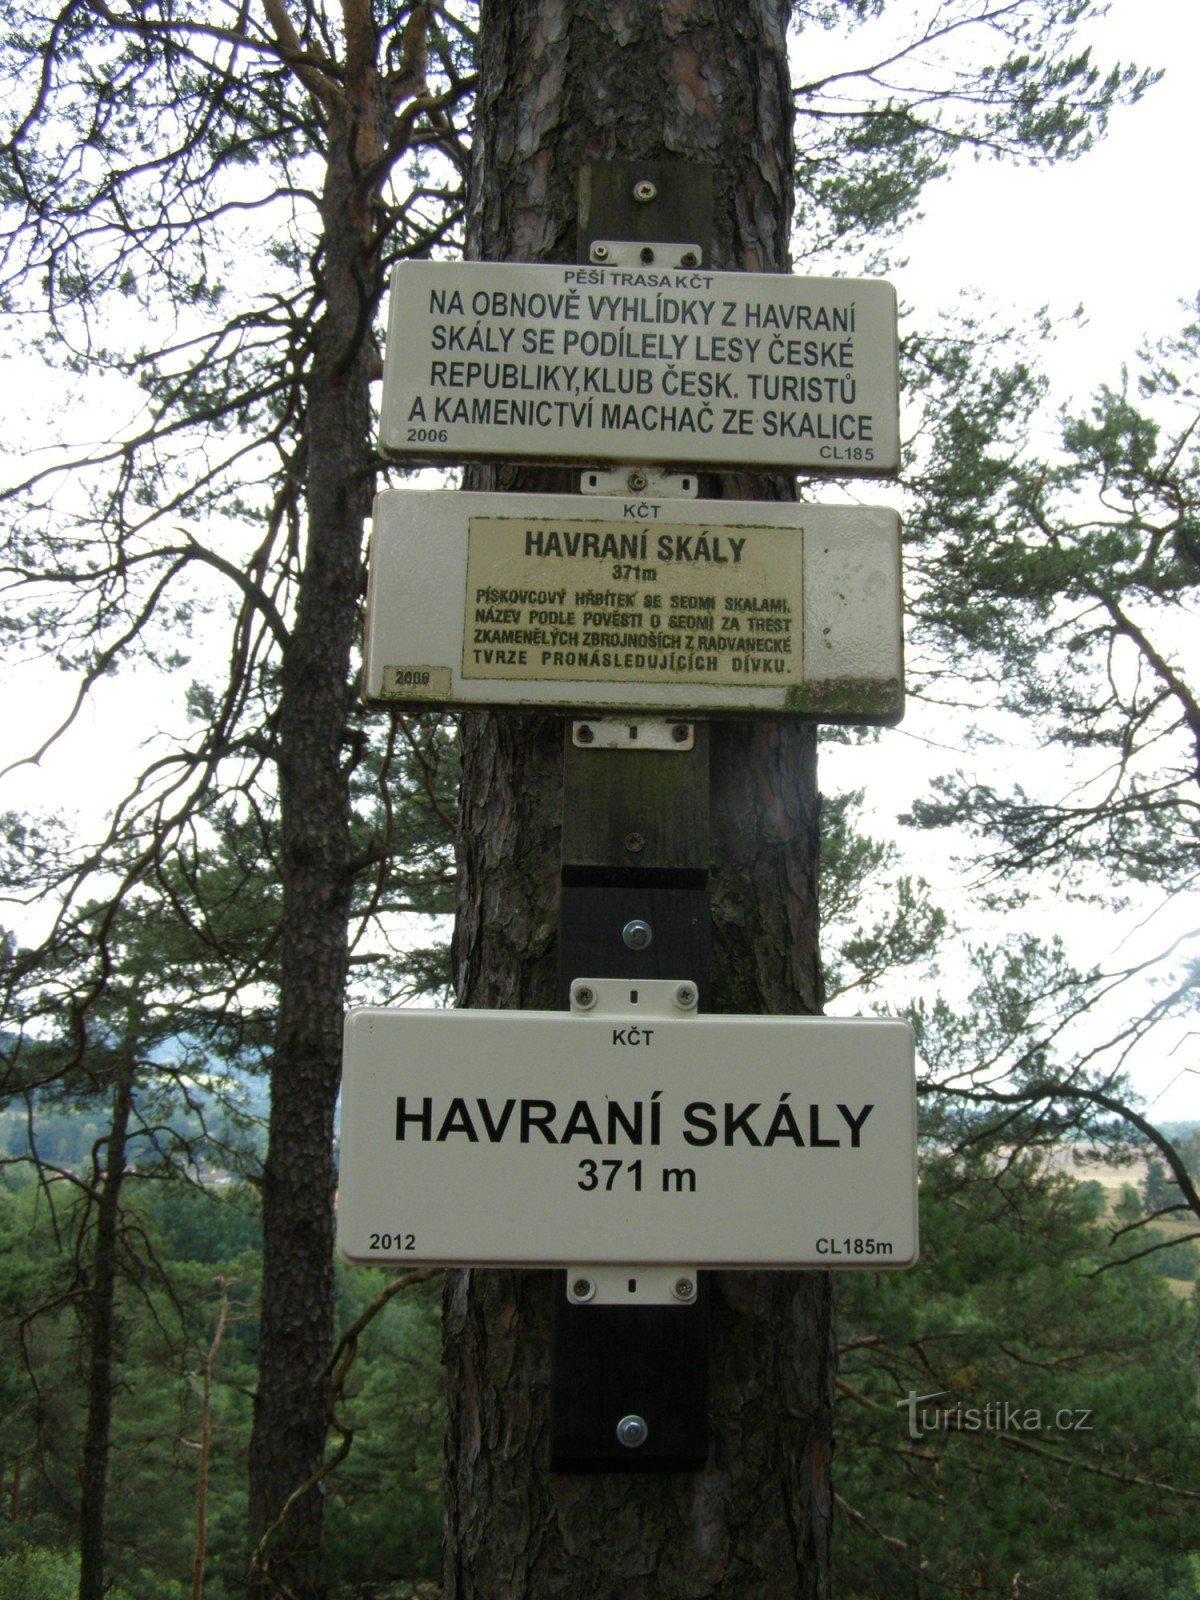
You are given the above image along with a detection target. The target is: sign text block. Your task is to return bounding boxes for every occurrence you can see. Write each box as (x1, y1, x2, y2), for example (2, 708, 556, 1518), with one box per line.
(337, 998, 918, 1270)
(379, 261, 899, 474)
(363, 490, 903, 722)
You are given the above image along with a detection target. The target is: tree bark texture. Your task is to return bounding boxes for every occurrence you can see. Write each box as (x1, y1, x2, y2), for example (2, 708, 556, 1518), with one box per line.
(248, 22, 391, 1594)
(447, 4, 834, 1596)
(78, 1061, 134, 1600)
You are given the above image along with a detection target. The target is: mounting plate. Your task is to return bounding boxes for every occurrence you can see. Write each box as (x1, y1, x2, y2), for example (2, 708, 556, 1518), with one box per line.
(571, 718, 694, 751)
(588, 239, 703, 269)
(580, 465, 699, 498)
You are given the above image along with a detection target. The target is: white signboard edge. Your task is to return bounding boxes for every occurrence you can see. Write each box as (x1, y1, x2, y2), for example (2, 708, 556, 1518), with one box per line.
(361, 489, 904, 722)
(336, 1004, 919, 1272)
(379, 260, 900, 475)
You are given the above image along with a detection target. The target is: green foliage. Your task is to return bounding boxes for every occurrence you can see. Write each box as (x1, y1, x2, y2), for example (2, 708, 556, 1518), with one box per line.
(0, 1172, 444, 1599)
(0, 1173, 259, 1600)
(0, 1545, 133, 1600)
(904, 303, 1200, 899)
(324, 1269, 444, 1591)
(820, 789, 948, 1001)
(834, 1146, 1200, 1598)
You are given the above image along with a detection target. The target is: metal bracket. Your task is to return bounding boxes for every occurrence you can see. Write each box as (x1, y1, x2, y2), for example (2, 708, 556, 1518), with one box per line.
(589, 239, 703, 269)
(571, 718, 694, 752)
(566, 1266, 699, 1308)
(569, 975, 699, 1014)
(580, 465, 699, 498)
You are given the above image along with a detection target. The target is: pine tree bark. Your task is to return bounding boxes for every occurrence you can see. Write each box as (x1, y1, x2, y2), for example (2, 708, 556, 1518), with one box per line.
(447, 4, 833, 1595)
(248, 12, 391, 1593)
(78, 1059, 134, 1600)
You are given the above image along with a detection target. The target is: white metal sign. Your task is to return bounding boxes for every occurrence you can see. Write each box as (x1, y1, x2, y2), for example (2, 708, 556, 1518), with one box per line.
(337, 981, 918, 1271)
(362, 490, 903, 722)
(379, 261, 900, 474)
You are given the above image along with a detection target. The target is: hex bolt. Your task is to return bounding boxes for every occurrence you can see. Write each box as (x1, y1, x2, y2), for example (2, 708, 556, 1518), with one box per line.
(674, 983, 697, 1010)
(671, 722, 690, 743)
(591, 242, 610, 262)
(672, 1275, 696, 1303)
(623, 832, 646, 855)
(570, 1276, 595, 1303)
(576, 723, 595, 744)
(622, 919, 653, 951)
(632, 180, 657, 204)
(616, 1414, 649, 1448)
(573, 984, 597, 1010)
(627, 469, 648, 493)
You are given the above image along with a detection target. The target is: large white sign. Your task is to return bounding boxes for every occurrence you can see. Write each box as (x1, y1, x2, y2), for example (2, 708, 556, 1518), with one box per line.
(379, 261, 899, 474)
(362, 490, 903, 722)
(337, 987, 918, 1270)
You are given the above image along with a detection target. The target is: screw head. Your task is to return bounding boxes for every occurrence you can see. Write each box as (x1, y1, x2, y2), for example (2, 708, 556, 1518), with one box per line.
(679, 249, 700, 267)
(573, 984, 597, 1010)
(570, 1276, 595, 1303)
(623, 832, 646, 855)
(627, 469, 648, 493)
(622, 919, 653, 951)
(576, 723, 595, 744)
(591, 242, 610, 262)
(671, 721, 690, 742)
(674, 983, 697, 1010)
(632, 180, 657, 204)
(672, 1275, 696, 1302)
(616, 1413, 649, 1448)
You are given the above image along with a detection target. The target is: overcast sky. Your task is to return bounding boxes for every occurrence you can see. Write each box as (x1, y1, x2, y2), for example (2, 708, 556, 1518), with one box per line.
(815, 0, 1200, 1121)
(892, 0, 1199, 395)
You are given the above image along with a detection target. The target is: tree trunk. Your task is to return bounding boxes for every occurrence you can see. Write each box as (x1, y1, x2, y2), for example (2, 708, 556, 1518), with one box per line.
(78, 1060, 134, 1600)
(193, 1279, 229, 1600)
(446, 4, 834, 1595)
(248, 18, 390, 1594)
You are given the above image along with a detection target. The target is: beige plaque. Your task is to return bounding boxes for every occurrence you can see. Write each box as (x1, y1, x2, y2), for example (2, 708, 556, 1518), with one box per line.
(462, 516, 804, 689)
(379, 665, 453, 700)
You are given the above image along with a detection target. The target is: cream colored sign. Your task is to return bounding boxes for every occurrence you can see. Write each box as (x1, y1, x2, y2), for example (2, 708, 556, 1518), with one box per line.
(462, 516, 804, 689)
(362, 489, 904, 722)
(379, 260, 900, 474)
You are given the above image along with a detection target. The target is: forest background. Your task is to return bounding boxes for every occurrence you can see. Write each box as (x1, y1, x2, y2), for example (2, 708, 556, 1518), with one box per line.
(0, 1, 1198, 1597)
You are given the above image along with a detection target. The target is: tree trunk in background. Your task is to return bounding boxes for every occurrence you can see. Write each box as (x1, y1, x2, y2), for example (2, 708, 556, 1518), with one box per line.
(446, 4, 833, 1595)
(78, 1060, 134, 1600)
(248, 21, 390, 1594)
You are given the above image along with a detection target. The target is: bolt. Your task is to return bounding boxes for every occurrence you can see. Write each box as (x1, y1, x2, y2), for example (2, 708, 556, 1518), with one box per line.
(627, 469, 648, 493)
(671, 722, 690, 743)
(573, 984, 597, 1010)
(623, 832, 646, 855)
(576, 723, 595, 744)
(674, 983, 697, 1010)
(672, 1275, 696, 1303)
(570, 1276, 595, 1302)
(632, 180, 657, 204)
(639, 246, 655, 264)
(591, 242, 610, 262)
(616, 1414, 649, 1448)
(622, 919, 653, 951)
(679, 249, 699, 267)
